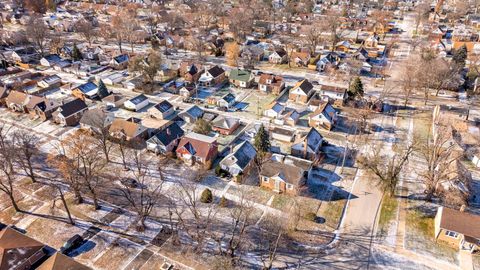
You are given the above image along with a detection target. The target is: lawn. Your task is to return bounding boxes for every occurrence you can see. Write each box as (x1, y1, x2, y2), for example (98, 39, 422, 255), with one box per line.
(412, 111, 432, 143)
(377, 195, 398, 237)
(319, 199, 346, 229)
(244, 92, 277, 114)
(94, 238, 142, 270)
(405, 207, 458, 264)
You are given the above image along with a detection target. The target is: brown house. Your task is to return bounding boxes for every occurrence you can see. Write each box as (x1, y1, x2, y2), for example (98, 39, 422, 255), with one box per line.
(434, 207, 480, 253)
(37, 252, 91, 270)
(176, 132, 218, 169)
(258, 74, 285, 94)
(211, 116, 240, 135)
(52, 99, 88, 126)
(260, 159, 307, 195)
(0, 227, 46, 270)
(179, 62, 204, 83)
(109, 118, 148, 141)
(289, 79, 315, 104)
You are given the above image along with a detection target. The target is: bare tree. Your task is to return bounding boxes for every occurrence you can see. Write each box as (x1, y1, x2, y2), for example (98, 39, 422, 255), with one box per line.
(259, 214, 287, 270)
(0, 126, 20, 212)
(118, 150, 164, 231)
(74, 19, 97, 47)
(359, 142, 415, 196)
(399, 57, 418, 108)
(128, 50, 163, 92)
(48, 152, 85, 205)
(25, 15, 50, 56)
(51, 184, 75, 225)
(82, 111, 113, 162)
(13, 130, 40, 183)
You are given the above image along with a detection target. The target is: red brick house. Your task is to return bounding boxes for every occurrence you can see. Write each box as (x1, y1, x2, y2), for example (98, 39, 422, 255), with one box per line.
(176, 132, 218, 169)
(212, 116, 240, 135)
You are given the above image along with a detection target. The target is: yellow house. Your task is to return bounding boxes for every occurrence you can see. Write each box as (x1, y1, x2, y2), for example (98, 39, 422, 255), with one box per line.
(434, 207, 480, 253)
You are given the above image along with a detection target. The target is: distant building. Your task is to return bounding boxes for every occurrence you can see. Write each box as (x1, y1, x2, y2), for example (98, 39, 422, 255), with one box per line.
(124, 94, 149, 111)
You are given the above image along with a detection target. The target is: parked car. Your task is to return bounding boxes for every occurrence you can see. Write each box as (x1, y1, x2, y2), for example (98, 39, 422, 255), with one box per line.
(60, 234, 84, 254)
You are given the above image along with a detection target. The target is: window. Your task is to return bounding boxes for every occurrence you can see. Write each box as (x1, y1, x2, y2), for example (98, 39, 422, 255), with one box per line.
(445, 231, 458, 238)
(262, 177, 269, 182)
(287, 184, 293, 190)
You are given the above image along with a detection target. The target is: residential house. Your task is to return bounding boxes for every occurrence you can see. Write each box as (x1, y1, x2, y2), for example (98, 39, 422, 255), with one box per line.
(176, 132, 218, 169)
(102, 72, 125, 85)
(259, 158, 308, 195)
(290, 51, 311, 67)
(217, 93, 236, 109)
(11, 47, 40, 63)
(0, 227, 47, 270)
(179, 62, 204, 83)
(316, 53, 340, 72)
(40, 54, 63, 67)
(179, 105, 204, 124)
(33, 100, 60, 121)
(124, 94, 149, 112)
(258, 74, 285, 94)
(198, 65, 226, 86)
(5, 90, 28, 112)
(72, 82, 99, 100)
(229, 69, 254, 88)
(242, 45, 264, 62)
(271, 127, 295, 142)
(37, 252, 91, 270)
(319, 84, 348, 105)
(289, 79, 315, 104)
(110, 54, 129, 70)
(219, 141, 257, 179)
(148, 100, 175, 120)
(264, 102, 285, 118)
(268, 49, 288, 64)
(212, 116, 241, 135)
(308, 102, 337, 130)
(277, 108, 300, 127)
(109, 118, 148, 141)
(291, 128, 324, 161)
(146, 123, 185, 154)
(335, 40, 351, 52)
(179, 84, 196, 97)
(37, 75, 61, 89)
(52, 99, 89, 126)
(434, 207, 480, 253)
(79, 108, 115, 133)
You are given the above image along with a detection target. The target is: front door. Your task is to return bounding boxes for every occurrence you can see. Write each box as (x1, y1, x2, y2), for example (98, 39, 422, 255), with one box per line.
(274, 180, 280, 192)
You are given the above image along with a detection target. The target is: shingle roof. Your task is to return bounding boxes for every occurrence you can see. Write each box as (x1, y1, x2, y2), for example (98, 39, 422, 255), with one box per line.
(177, 132, 217, 160)
(438, 207, 480, 240)
(220, 141, 257, 170)
(153, 100, 173, 113)
(207, 65, 225, 78)
(37, 252, 91, 270)
(77, 82, 98, 94)
(148, 123, 184, 146)
(109, 118, 142, 138)
(212, 116, 239, 129)
(292, 79, 314, 95)
(58, 99, 88, 118)
(0, 227, 45, 270)
(128, 94, 148, 105)
(261, 160, 305, 186)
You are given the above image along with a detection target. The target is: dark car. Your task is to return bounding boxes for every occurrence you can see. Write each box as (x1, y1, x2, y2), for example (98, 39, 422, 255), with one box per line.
(60, 234, 84, 254)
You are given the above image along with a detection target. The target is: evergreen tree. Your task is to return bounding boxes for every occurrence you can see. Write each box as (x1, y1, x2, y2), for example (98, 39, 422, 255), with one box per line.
(348, 76, 364, 99)
(254, 124, 270, 154)
(72, 43, 82, 61)
(452, 45, 467, 67)
(200, 188, 213, 203)
(97, 79, 110, 98)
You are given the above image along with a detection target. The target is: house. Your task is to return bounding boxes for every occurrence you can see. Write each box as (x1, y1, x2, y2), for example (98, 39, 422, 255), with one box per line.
(102, 93, 125, 109)
(264, 102, 285, 118)
(277, 108, 300, 127)
(37, 252, 91, 270)
(179, 62, 203, 83)
(5, 90, 28, 112)
(242, 45, 265, 62)
(268, 49, 288, 64)
(335, 40, 351, 52)
(316, 53, 340, 72)
(79, 108, 114, 133)
(33, 100, 60, 121)
(217, 93, 236, 108)
(176, 132, 218, 169)
(258, 74, 285, 94)
(212, 116, 240, 135)
(40, 54, 63, 67)
(102, 72, 125, 85)
(434, 207, 480, 253)
(179, 84, 196, 97)
(271, 127, 295, 142)
(124, 94, 149, 111)
(38, 75, 61, 89)
(148, 100, 174, 120)
(0, 227, 47, 270)
(289, 79, 315, 104)
(146, 123, 185, 154)
(319, 84, 348, 105)
(109, 118, 148, 141)
(290, 51, 311, 67)
(52, 99, 89, 126)
(219, 141, 257, 179)
(308, 102, 337, 130)
(72, 82, 99, 100)
(291, 128, 324, 161)
(179, 105, 204, 124)
(198, 65, 226, 86)
(259, 158, 308, 195)
(229, 69, 254, 88)
(110, 54, 129, 69)
(11, 47, 40, 63)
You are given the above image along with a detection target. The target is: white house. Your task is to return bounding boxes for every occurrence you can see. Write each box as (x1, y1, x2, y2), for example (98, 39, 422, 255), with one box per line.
(102, 72, 125, 85)
(124, 94, 149, 111)
(264, 102, 285, 118)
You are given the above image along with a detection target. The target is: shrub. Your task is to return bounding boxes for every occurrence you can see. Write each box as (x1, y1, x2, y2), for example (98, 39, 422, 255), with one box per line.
(200, 188, 213, 203)
(219, 196, 228, 207)
(305, 212, 317, 222)
(215, 165, 222, 176)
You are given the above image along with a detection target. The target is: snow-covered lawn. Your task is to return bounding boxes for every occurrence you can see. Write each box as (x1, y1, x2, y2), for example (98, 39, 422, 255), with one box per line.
(93, 237, 143, 270)
(76, 231, 118, 263)
(25, 217, 86, 249)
